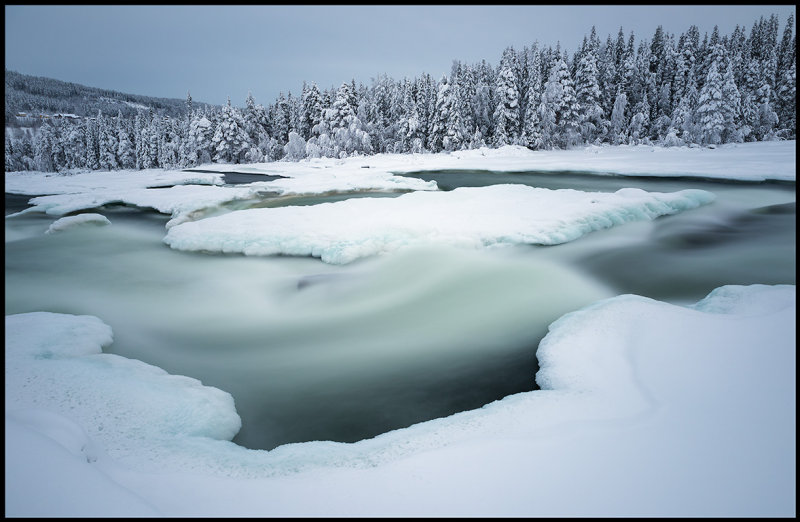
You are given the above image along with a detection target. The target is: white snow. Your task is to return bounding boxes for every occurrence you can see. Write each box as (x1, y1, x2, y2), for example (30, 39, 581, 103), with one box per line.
(4, 168, 223, 196)
(5, 312, 242, 467)
(5, 165, 437, 224)
(45, 213, 111, 234)
(4, 284, 795, 517)
(6, 141, 793, 225)
(21, 184, 268, 228)
(163, 184, 716, 264)
(189, 140, 797, 182)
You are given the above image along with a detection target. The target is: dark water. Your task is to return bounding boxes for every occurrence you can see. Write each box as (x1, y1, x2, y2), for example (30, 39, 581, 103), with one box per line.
(183, 170, 290, 185)
(4, 169, 796, 450)
(4, 193, 37, 215)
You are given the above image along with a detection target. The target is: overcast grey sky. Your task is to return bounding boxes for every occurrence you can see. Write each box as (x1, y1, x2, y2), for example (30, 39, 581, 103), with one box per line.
(5, 5, 796, 108)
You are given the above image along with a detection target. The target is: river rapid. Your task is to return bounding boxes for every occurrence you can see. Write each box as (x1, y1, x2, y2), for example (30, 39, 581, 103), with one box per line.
(4, 169, 795, 450)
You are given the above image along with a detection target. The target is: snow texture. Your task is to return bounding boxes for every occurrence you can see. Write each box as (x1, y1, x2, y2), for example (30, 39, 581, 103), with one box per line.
(188, 139, 796, 182)
(4, 284, 795, 517)
(45, 213, 111, 234)
(5, 312, 242, 468)
(163, 184, 716, 264)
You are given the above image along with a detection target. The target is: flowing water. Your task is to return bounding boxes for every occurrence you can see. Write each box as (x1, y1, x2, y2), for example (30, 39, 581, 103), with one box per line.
(4, 169, 795, 450)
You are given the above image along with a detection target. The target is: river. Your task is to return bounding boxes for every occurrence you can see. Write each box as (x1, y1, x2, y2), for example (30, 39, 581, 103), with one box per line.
(4, 169, 795, 450)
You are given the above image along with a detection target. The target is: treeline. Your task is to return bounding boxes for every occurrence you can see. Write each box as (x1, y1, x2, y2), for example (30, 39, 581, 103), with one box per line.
(5, 13, 795, 173)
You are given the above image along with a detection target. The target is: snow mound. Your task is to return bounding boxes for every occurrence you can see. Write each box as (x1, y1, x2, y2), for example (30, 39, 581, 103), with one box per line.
(4, 284, 795, 516)
(45, 213, 111, 234)
(163, 184, 716, 264)
(4, 312, 242, 465)
(4, 168, 223, 196)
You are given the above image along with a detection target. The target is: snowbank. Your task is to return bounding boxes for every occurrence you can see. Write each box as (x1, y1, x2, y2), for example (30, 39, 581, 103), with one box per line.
(5, 312, 242, 468)
(190, 140, 797, 182)
(4, 168, 223, 196)
(163, 184, 716, 264)
(5, 284, 795, 516)
(45, 213, 111, 234)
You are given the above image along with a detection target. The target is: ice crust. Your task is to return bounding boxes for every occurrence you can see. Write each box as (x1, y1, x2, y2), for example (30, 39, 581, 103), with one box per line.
(163, 184, 716, 263)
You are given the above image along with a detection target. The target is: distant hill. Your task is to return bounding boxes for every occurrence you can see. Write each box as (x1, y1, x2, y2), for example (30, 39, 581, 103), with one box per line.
(5, 69, 217, 127)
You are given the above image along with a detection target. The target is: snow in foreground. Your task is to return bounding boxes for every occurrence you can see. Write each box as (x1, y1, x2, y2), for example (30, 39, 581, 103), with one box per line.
(163, 184, 715, 264)
(5, 284, 795, 517)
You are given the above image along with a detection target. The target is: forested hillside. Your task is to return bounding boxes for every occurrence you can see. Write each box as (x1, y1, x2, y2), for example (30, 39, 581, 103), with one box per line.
(5, 13, 795, 173)
(5, 69, 215, 126)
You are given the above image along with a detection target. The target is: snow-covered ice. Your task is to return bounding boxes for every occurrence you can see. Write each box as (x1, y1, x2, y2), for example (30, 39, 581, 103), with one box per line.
(163, 184, 716, 264)
(18, 184, 268, 228)
(5, 164, 437, 225)
(4, 284, 795, 516)
(45, 213, 111, 234)
(4, 168, 223, 196)
(6, 141, 794, 226)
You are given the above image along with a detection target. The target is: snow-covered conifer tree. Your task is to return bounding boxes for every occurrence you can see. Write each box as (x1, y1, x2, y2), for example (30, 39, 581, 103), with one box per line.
(34, 121, 56, 172)
(133, 111, 145, 169)
(329, 82, 356, 133)
(775, 61, 796, 138)
(301, 82, 324, 140)
(540, 57, 580, 148)
(574, 44, 605, 143)
(521, 44, 543, 149)
(396, 79, 423, 153)
(98, 112, 119, 170)
(754, 83, 779, 140)
(627, 92, 651, 144)
(428, 75, 450, 152)
(609, 90, 629, 145)
(493, 47, 521, 146)
(213, 98, 250, 163)
(720, 62, 743, 143)
(695, 59, 726, 145)
(443, 74, 468, 151)
(84, 117, 100, 170)
(62, 120, 86, 170)
(117, 115, 135, 169)
(598, 34, 618, 120)
(283, 131, 306, 161)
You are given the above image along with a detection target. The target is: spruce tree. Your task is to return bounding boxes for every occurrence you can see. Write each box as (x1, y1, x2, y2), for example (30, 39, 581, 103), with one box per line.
(98, 111, 119, 170)
(574, 45, 605, 143)
(84, 116, 99, 170)
(493, 47, 521, 146)
(521, 44, 544, 149)
(117, 115, 135, 169)
(695, 59, 726, 145)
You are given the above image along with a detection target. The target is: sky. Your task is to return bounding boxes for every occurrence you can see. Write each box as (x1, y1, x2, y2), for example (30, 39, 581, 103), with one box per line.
(4, 5, 796, 108)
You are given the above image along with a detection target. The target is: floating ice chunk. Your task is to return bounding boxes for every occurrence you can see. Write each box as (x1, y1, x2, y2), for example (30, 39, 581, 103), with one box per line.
(45, 213, 112, 234)
(164, 184, 716, 264)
